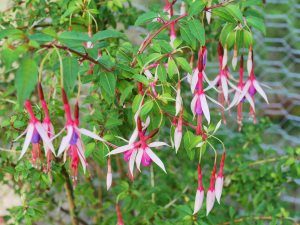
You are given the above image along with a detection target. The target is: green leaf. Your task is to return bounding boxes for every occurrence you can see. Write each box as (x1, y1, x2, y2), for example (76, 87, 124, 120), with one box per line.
(188, 19, 205, 45)
(63, 57, 79, 95)
(219, 23, 235, 45)
(167, 57, 177, 79)
(140, 100, 154, 117)
(132, 94, 143, 113)
(133, 74, 149, 85)
(188, 1, 206, 16)
(180, 24, 196, 49)
(15, 58, 38, 105)
(175, 57, 192, 74)
(135, 12, 158, 26)
(58, 31, 90, 42)
(243, 30, 253, 48)
(183, 131, 202, 160)
(120, 85, 134, 105)
(246, 16, 266, 35)
(28, 33, 54, 43)
(92, 29, 124, 41)
(225, 4, 244, 22)
(157, 64, 167, 82)
(0, 28, 23, 39)
(100, 73, 116, 97)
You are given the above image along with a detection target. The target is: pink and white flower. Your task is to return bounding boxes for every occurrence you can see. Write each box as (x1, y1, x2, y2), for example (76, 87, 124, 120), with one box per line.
(174, 115, 182, 153)
(193, 164, 205, 214)
(107, 157, 112, 190)
(55, 90, 105, 182)
(206, 165, 216, 215)
(16, 100, 55, 166)
(215, 152, 226, 204)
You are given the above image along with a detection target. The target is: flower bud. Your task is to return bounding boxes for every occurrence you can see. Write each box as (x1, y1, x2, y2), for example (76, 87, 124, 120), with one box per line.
(215, 153, 225, 203)
(222, 46, 228, 69)
(206, 0, 212, 24)
(193, 165, 204, 214)
(107, 158, 112, 190)
(247, 47, 253, 76)
(232, 45, 238, 69)
(206, 165, 216, 215)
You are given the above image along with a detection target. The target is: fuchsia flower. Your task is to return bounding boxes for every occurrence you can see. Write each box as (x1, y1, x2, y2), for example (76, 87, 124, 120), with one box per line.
(174, 115, 182, 153)
(228, 56, 255, 129)
(193, 164, 204, 214)
(38, 82, 55, 172)
(215, 152, 226, 204)
(206, 165, 216, 215)
(16, 100, 55, 167)
(55, 89, 105, 183)
(108, 117, 168, 176)
(206, 0, 212, 24)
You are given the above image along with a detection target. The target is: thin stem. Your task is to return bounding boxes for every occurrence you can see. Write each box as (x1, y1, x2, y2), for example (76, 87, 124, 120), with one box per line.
(62, 167, 79, 225)
(52, 45, 64, 88)
(205, 0, 235, 10)
(207, 141, 217, 165)
(38, 50, 53, 82)
(150, 165, 155, 203)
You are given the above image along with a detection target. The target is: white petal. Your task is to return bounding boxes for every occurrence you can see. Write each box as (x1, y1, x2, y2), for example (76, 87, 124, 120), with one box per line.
(135, 149, 143, 171)
(175, 90, 182, 116)
(232, 56, 238, 69)
(187, 73, 192, 84)
(200, 94, 210, 124)
(107, 144, 132, 156)
(106, 172, 112, 190)
(221, 76, 229, 102)
(148, 142, 169, 148)
(193, 190, 204, 215)
(18, 124, 34, 160)
(206, 190, 216, 215)
(51, 127, 65, 141)
(215, 177, 224, 204)
(206, 10, 211, 24)
(129, 150, 137, 176)
(237, 80, 251, 103)
(204, 76, 219, 92)
(245, 93, 255, 111)
(129, 128, 138, 144)
(144, 69, 153, 80)
(206, 95, 224, 109)
(222, 48, 228, 69)
(247, 57, 252, 76)
(253, 80, 269, 103)
(35, 122, 55, 154)
(143, 117, 151, 130)
(191, 69, 198, 93)
(76, 139, 87, 173)
(227, 91, 240, 110)
(57, 126, 73, 156)
(145, 148, 166, 173)
(14, 129, 27, 142)
(190, 94, 198, 118)
(78, 128, 105, 142)
(174, 128, 182, 153)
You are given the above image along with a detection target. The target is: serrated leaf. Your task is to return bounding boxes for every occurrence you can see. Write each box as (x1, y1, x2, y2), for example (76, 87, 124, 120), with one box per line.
(219, 23, 236, 45)
(63, 57, 79, 95)
(188, 1, 206, 16)
(175, 57, 192, 74)
(100, 73, 116, 97)
(132, 94, 143, 113)
(0, 28, 23, 39)
(246, 16, 266, 35)
(188, 19, 205, 45)
(225, 4, 244, 22)
(135, 12, 158, 26)
(167, 57, 177, 79)
(133, 74, 149, 85)
(180, 24, 196, 49)
(140, 100, 154, 117)
(15, 58, 38, 105)
(157, 64, 167, 82)
(92, 29, 124, 41)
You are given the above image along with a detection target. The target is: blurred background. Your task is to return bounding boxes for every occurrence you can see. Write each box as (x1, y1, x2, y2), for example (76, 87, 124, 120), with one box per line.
(0, 0, 299, 223)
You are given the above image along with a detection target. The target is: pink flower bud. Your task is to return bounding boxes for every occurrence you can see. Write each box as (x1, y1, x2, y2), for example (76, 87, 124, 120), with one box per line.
(247, 48, 253, 76)
(222, 46, 228, 69)
(206, 165, 216, 215)
(193, 165, 204, 214)
(215, 152, 225, 203)
(174, 116, 182, 153)
(107, 158, 112, 190)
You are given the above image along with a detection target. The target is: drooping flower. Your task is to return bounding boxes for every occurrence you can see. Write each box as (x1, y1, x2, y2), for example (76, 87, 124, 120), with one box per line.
(227, 55, 255, 130)
(108, 116, 168, 176)
(38, 82, 55, 172)
(55, 89, 105, 183)
(206, 165, 216, 215)
(215, 152, 226, 204)
(16, 100, 55, 167)
(232, 44, 238, 69)
(175, 81, 182, 116)
(174, 113, 182, 153)
(193, 164, 205, 214)
(206, 0, 212, 24)
(144, 68, 158, 97)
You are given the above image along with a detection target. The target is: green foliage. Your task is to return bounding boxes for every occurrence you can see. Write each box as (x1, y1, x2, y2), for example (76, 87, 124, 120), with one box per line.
(0, 0, 298, 225)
